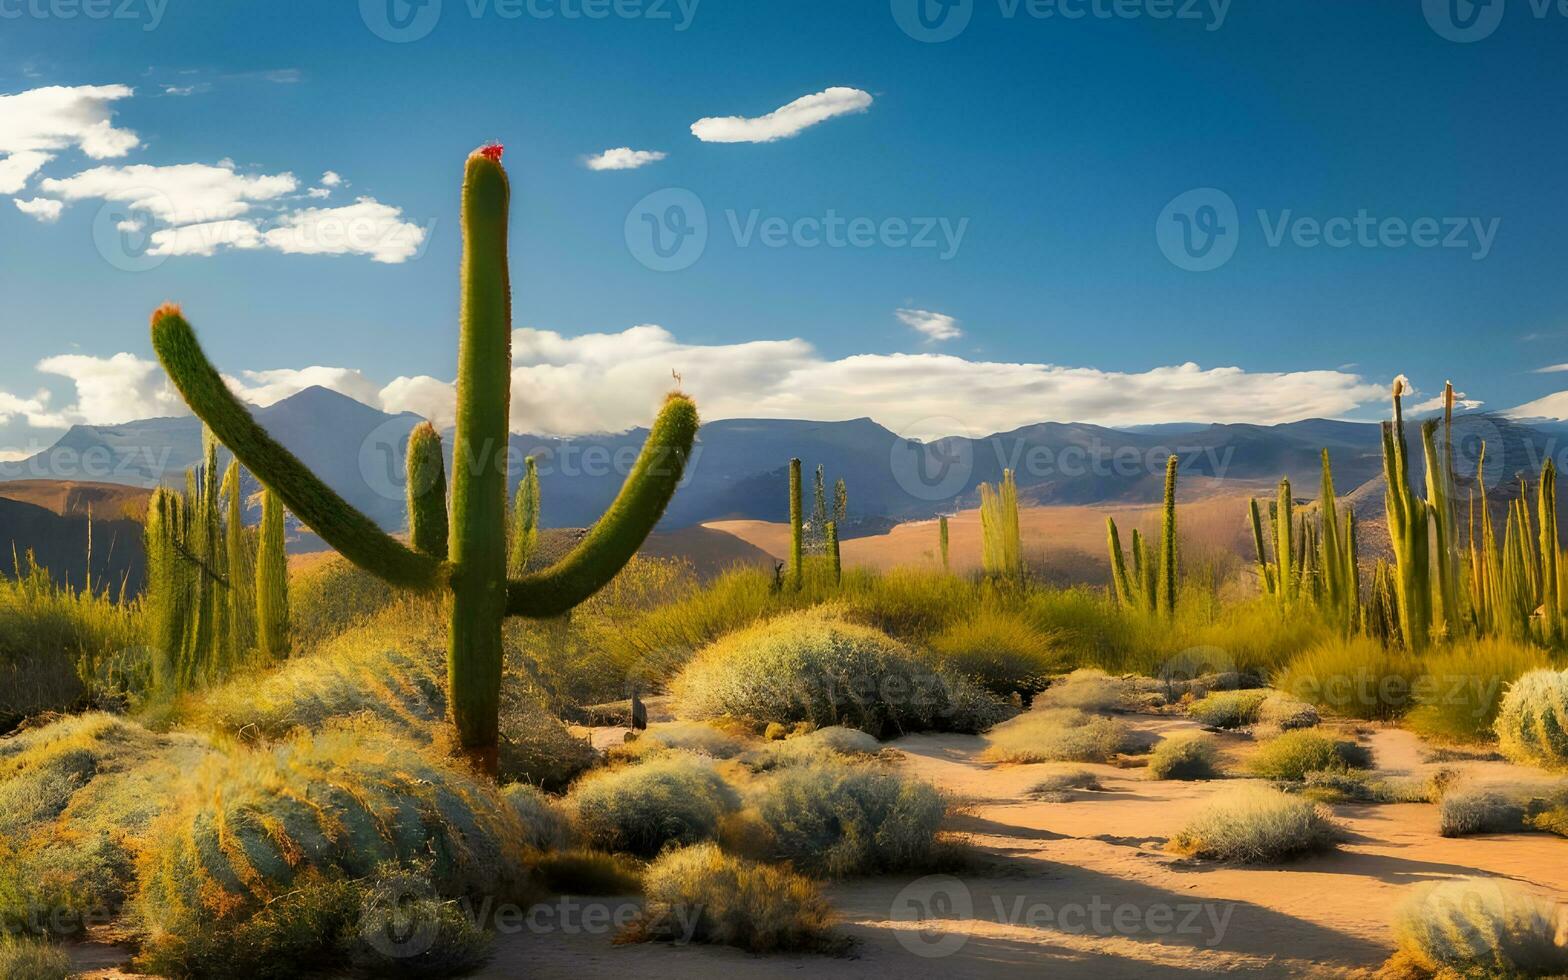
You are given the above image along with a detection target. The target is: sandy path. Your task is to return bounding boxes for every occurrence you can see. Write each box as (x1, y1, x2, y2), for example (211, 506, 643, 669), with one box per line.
(486, 717, 1567, 980)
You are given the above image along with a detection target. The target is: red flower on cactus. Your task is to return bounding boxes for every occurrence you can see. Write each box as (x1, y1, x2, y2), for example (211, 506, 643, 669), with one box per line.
(478, 143, 504, 162)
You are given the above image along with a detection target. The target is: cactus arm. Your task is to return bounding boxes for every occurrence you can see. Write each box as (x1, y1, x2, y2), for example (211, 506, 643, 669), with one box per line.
(149, 305, 445, 592)
(506, 392, 699, 618)
(1106, 517, 1134, 607)
(1248, 498, 1274, 597)
(1159, 455, 1178, 617)
(407, 421, 449, 558)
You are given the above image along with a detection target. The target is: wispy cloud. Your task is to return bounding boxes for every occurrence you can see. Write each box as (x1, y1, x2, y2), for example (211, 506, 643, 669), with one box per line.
(896, 308, 962, 343)
(1533, 363, 1568, 374)
(691, 87, 872, 144)
(584, 147, 667, 171)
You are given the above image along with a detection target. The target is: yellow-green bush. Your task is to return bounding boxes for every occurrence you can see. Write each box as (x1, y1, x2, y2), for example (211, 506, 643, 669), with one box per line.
(627, 721, 746, 759)
(1186, 690, 1270, 729)
(134, 719, 531, 951)
(288, 553, 401, 646)
(1027, 769, 1103, 801)
(1493, 669, 1568, 770)
(627, 843, 841, 953)
(566, 754, 740, 858)
(0, 934, 70, 980)
(1170, 785, 1341, 862)
(1390, 879, 1567, 977)
(1273, 638, 1421, 721)
(1247, 730, 1372, 781)
(750, 760, 944, 877)
(1406, 641, 1554, 745)
(983, 708, 1135, 764)
(741, 725, 882, 772)
(672, 608, 1007, 737)
(927, 608, 1062, 701)
(1033, 669, 1135, 712)
(501, 783, 572, 851)
(1146, 733, 1220, 780)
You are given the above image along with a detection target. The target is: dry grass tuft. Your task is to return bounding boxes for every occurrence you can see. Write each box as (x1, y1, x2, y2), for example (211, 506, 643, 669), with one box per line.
(1170, 784, 1342, 862)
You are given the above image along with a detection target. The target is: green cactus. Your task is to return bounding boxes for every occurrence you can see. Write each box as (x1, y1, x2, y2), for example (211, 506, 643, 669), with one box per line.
(810, 464, 828, 554)
(407, 421, 449, 559)
(1248, 497, 1275, 597)
(1158, 455, 1178, 618)
(833, 477, 847, 527)
(1381, 380, 1432, 650)
(1131, 528, 1156, 614)
(826, 520, 841, 584)
(256, 487, 289, 663)
(788, 458, 803, 588)
(1422, 420, 1460, 638)
(1275, 478, 1295, 606)
(148, 145, 698, 772)
(1106, 516, 1135, 608)
(221, 460, 252, 670)
(1539, 460, 1560, 644)
(507, 455, 540, 575)
(938, 515, 950, 571)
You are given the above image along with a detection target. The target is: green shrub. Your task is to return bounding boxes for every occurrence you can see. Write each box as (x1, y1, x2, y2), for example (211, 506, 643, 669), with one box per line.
(983, 708, 1135, 764)
(135, 719, 531, 952)
(501, 783, 572, 851)
(1033, 669, 1134, 712)
(1439, 789, 1528, 837)
(1273, 638, 1420, 721)
(566, 754, 739, 858)
(1170, 785, 1342, 862)
(1494, 669, 1568, 770)
(1405, 641, 1553, 745)
(751, 760, 945, 877)
(1390, 879, 1567, 977)
(1028, 769, 1103, 801)
(1256, 694, 1320, 731)
(1247, 730, 1372, 781)
(631, 721, 746, 759)
(627, 843, 841, 953)
(1186, 690, 1269, 729)
(672, 608, 1008, 737)
(0, 934, 70, 980)
(927, 609, 1061, 701)
(532, 849, 644, 895)
(741, 726, 882, 772)
(1300, 770, 1434, 805)
(1146, 733, 1220, 780)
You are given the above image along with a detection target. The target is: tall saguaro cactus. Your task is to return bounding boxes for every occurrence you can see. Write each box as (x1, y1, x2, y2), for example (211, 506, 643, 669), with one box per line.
(1158, 455, 1179, 618)
(507, 455, 540, 575)
(256, 487, 289, 662)
(148, 145, 699, 773)
(788, 458, 803, 588)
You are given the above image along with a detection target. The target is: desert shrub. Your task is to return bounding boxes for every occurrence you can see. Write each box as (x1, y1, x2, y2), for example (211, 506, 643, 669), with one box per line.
(630, 721, 746, 759)
(1170, 785, 1341, 862)
(1256, 694, 1320, 731)
(138, 863, 492, 980)
(288, 553, 401, 645)
(927, 609, 1061, 701)
(1493, 669, 1568, 770)
(741, 725, 882, 772)
(0, 934, 70, 980)
(627, 843, 841, 953)
(1300, 770, 1433, 805)
(983, 708, 1135, 764)
(1187, 690, 1270, 729)
(1439, 789, 1528, 837)
(1146, 733, 1220, 780)
(1390, 878, 1567, 977)
(672, 608, 1008, 737)
(566, 754, 740, 858)
(501, 783, 572, 851)
(1028, 769, 1103, 801)
(1033, 669, 1137, 712)
(1247, 730, 1372, 781)
(533, 849, 644, 895)
(1273, 638, 1421, 721)
(135, 720, 531, 953)
(751, 760, 945, 877)
(1405, 641, 1554, 745)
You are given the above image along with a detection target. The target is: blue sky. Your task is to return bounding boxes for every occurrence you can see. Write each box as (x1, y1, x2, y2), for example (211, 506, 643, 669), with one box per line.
(2, 0, 1567, 456)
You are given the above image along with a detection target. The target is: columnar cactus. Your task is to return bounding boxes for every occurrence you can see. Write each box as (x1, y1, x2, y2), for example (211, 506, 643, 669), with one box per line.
(507, 455, 540, 575)
(256, 487, 289, 662)
(407, 421, 449, 558)
(1539, 460, 1560, 644)
(810, 464, 828, 554)
(1275, 478, 1295, 606)
(1158, 455, 1178, 618)
(938, 514, 950, 571)
(826, 520, 841, 584)
(788, 458, 803, 588)
(149, 144, 698, 772)
(1422, 420, 1460, 637)
(1106, 516, 1134, 608)
(1381, 379, 1432, 650)
(833, 477, 847, 527)
(222, 460, 253, 668)
(1248, 497, 1274, 597)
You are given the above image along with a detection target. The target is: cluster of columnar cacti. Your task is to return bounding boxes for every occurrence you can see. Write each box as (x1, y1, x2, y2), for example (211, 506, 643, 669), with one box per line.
(143, 433, 276, 692)
(507, 454, 541, 575)
(148, 145, 698, 772)
(785, 459, 847, 585)
(1466, 463, 1568, 645)
(980, 469, 1023, 580)
(1248, 451, 1359, 630)
(1106, 455, 1179, 616)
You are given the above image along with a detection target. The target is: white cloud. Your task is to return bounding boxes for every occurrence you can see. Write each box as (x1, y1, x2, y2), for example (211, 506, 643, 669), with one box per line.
(1409, 389, 1484, 413)
(585, 147, 667, 171)
(0, 327, 1391, 442)
(320, 170, 342, 187)
(13, 197, 63, 222)
(1509, 391, 1568, 420)
(0, 84, 140, 193)
(41, 162, 297, 223)
(691, 87, 873, 144)
(896, 308, 961, 343)
(261, 197, 427, 264)
(148, 219, 263, 256)
(0, 389, 51, 428)
(1533, 363, 1568, 374)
